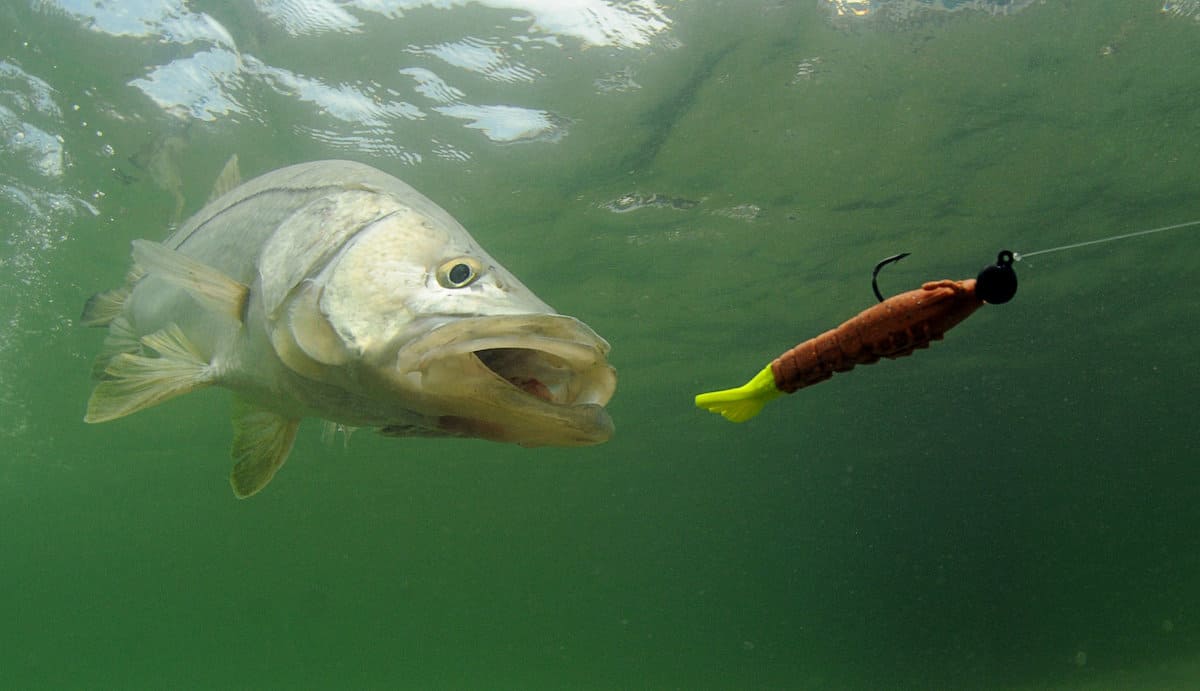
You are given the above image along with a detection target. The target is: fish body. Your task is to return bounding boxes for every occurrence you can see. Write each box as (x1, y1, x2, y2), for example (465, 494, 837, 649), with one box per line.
(83, 159, 616, 497)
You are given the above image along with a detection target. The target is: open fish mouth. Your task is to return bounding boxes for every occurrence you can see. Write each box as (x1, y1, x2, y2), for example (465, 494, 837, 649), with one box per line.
(392, 314, 616, 445)
(397, 313, 616, 412)
(474, 346, 613, 406)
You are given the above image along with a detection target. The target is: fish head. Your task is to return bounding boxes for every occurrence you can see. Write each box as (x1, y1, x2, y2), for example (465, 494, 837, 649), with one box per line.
(271, 197, 616, 446)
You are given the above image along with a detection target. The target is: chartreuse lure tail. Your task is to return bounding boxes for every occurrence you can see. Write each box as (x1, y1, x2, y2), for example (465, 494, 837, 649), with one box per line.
(694, 365, 782, 422)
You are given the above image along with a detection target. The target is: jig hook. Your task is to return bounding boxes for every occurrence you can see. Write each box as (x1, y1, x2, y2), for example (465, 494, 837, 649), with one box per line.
(871, 252, 910, 302)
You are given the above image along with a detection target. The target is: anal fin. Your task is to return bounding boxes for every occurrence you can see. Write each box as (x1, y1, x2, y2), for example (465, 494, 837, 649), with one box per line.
(230, 398, 300, 499)
(85, 323, 214, 423)
(132, 239, 249, 322)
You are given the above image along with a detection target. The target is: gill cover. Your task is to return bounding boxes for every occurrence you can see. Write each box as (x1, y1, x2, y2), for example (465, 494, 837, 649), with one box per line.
(258, 189, 403, 377)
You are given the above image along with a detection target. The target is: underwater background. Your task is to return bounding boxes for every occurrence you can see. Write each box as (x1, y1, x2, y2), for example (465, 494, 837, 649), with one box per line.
(3, 0, 1200, 688)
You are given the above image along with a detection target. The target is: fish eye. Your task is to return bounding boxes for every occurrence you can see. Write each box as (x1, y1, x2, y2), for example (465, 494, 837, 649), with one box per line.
(436, 258, 482, 288)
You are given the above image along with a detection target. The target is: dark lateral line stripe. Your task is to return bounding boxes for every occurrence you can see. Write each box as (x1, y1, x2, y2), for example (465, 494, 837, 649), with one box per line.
(171, 184, 349, 250)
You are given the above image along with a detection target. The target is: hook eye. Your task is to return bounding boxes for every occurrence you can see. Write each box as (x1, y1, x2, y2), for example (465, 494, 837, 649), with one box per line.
(975, 250, 1017, 304)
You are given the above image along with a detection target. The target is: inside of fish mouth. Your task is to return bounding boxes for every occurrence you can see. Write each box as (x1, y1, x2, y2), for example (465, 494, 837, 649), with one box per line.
(473, 347, 576, 404)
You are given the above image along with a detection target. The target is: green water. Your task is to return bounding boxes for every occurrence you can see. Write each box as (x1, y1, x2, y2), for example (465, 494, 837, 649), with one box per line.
(3, 1, 1200, 688)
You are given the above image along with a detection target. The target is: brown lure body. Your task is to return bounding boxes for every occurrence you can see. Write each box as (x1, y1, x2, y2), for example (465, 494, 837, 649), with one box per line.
(770, 278, 982, 393)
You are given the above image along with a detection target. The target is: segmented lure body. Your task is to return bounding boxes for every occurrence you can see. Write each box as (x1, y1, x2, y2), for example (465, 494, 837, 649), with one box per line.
(771, 279, 982, 392)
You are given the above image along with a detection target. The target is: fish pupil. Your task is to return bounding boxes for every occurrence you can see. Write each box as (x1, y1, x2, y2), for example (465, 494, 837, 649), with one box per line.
(449, 263, 472, 285)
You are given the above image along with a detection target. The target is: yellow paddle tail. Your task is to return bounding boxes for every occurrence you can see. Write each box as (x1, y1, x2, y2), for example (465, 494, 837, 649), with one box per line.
(694, 365, 782, 423)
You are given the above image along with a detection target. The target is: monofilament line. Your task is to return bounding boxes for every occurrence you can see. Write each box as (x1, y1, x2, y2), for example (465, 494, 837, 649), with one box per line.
(1015, 218, 1200, 260)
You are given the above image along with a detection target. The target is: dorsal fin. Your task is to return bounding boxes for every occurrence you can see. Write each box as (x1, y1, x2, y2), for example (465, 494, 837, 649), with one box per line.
(132, 239, 249, 322)
(208, 154, 242, 202)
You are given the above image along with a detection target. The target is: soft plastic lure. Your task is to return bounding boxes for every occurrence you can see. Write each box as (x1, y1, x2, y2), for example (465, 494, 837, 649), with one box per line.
(694, 251, 1018, 422)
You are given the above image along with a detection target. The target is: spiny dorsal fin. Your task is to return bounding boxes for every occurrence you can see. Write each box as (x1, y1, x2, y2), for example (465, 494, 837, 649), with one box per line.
(132, 239, 249, 322)
(208, 154, 242, 202)
(85, 323, 214, 423)
(230, 397, 300, 499)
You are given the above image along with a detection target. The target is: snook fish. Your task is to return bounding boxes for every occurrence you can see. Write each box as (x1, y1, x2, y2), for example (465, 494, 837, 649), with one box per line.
(82, 158, 616, 498)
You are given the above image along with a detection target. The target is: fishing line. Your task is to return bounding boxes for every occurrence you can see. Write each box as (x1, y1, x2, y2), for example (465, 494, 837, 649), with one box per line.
(1014, 218, 1200, 260)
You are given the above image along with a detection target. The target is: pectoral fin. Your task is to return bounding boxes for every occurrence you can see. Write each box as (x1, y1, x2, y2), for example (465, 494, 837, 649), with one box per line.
(268, 281, 351, 382)
(230, 398, 300, 499)
(85, 323, 215, 423)
(286, 280, 350, 365)
(132, 239, 249, 322)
